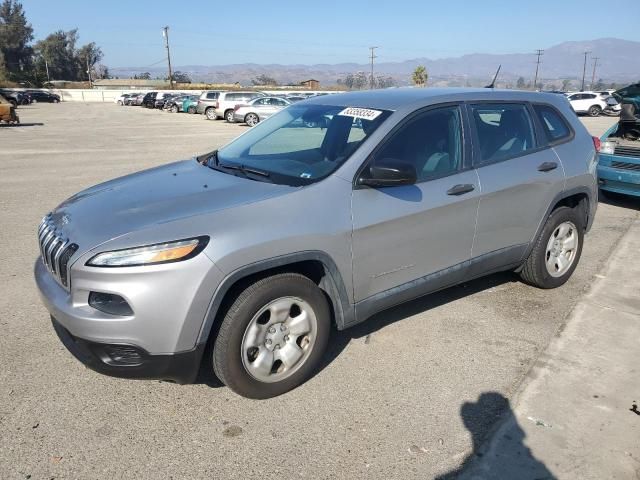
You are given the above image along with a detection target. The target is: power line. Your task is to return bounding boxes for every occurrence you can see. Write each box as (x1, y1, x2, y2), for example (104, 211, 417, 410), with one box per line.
(369, 46, 379, 89)
(533, 49, 544, 90)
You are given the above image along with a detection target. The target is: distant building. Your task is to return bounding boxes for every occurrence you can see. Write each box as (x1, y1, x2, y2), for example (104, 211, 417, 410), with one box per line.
(300, 79, 320, 89)
(91, 79, 171, 90)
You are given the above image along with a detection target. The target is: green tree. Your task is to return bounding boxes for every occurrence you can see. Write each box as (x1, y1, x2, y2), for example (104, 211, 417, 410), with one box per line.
(0, 0, 34, 81)
(34, 29, 79, 81)
(375, 75, 396, 88)
(76, 42, 103, 80)
(251, 73, 277, 86)
(134, 72, 151, 80)
(516, 76, 526, 89)
(173, 71, 191, 83)
(561, 79, 571, 91)
(411, 66, 428, 87)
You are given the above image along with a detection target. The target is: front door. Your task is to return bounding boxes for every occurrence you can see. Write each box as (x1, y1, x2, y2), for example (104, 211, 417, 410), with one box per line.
(351, 105, 480, 303)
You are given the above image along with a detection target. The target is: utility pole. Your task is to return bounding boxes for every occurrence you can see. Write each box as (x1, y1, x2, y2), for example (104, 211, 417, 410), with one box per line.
(590, 56, 600, 90)
(86, 57, 92, 89)
(533, 49, 544, 91)
(580, 51, 590, 91)
(162, 26, 174, 89)
(369, 46, 379, 89)
(44, 59, 50, 84)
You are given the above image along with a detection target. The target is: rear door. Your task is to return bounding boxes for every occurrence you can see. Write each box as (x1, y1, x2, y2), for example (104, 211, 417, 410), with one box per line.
(469, 102, 565, 267)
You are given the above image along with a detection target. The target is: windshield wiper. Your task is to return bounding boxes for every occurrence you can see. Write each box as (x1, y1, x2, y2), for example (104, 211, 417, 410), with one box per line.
(217, 161, 271, 179)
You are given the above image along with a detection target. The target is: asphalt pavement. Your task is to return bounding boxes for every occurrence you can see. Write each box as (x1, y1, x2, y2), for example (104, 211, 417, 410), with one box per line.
(0, 103, 637, 479)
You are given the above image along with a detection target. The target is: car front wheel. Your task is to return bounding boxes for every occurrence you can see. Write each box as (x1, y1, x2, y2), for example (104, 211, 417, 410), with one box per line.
(212, 273, 331, 399)
(519, 206, 584, 289)
(205, 107, 216, 120)
(588, 105, 602, 117)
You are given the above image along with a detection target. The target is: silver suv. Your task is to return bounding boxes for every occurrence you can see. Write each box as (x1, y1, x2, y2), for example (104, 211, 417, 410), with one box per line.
(35, 89, 598, 398)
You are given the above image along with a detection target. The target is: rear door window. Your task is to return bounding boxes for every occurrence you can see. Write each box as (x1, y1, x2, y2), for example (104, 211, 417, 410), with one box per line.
(533, 104, 571, 143)
(470, 103, 536, 164)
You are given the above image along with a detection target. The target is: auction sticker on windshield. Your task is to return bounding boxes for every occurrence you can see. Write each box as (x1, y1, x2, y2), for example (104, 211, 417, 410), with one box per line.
(338, 107, 383, 121)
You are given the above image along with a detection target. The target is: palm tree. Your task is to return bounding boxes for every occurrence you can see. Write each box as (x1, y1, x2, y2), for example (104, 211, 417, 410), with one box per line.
(412, 66, 428, 87)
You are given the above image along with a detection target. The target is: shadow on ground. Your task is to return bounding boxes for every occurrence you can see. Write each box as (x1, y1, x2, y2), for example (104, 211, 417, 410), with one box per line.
(598, 192, 640, 211)
(0, 122, 44, 127)
(436, 392, 556, 480)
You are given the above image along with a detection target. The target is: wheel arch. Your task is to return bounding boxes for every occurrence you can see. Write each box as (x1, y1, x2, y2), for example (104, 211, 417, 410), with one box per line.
(196, 251, 354, 349)
(518, 186, 593, 270)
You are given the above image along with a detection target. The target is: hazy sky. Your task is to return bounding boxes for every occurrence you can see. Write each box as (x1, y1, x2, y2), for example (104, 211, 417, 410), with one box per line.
(22, 0, 639, 67)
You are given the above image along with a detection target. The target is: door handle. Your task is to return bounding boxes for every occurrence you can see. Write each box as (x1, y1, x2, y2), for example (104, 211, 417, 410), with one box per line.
(537, 161, 558, 172)
(447, 184, 475, 196)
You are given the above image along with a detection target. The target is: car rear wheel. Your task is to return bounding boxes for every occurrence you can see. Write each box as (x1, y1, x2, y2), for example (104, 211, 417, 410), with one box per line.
(212, 273, 330, 399)
(170, 104, 178, 113)
(205, 107, 216, 120)
(187, 105, 196, 114)
(519, 206, 584, 289)
(588, 105, 602, 117)
(245, 113, 259, 126)
(225, 109, 235, 122)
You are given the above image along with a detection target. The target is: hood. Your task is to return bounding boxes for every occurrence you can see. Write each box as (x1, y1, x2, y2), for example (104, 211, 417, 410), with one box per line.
(48, 159, 293, 253)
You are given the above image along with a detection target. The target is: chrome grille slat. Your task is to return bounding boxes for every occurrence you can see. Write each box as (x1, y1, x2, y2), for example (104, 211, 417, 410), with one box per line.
(37, 215, 78, 290)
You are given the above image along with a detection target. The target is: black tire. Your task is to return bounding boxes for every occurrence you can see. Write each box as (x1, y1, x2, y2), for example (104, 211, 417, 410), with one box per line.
(205, 107, 216, 120)
(588, 105, 602, 117)
(187, 105, 196, 114)
(225, 109, 235, 122)
(212, 273, 331, 399)
(519, 206, 584, 289)
(170, 104, 178, 113)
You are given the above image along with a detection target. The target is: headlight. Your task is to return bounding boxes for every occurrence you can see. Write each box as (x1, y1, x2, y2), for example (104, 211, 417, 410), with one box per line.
(87, 236, 209, 267)
(600, 141, 616, 155)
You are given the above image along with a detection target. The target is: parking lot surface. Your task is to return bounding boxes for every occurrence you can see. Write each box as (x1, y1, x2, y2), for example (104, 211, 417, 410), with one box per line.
(1, 103, 638, 479)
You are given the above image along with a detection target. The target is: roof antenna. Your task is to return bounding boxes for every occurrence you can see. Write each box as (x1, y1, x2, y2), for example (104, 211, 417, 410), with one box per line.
(485, 65, 501, 89)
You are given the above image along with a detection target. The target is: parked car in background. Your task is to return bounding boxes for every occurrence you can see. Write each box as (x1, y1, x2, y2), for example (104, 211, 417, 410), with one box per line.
(566, 92, 606, 116)
(196, 90, 225, 119)
(232, 96, 291, 126)
(284, 95, 306, 103)
(214, 91, 266, 122)
(0, 93, 19, 123)
(598, 102, 640, 197)
(126, 93, 145, 106)
(141, 91, 158, 108)
(182, 95, 199, 114)
(115, 93, 132, 105)
(155, 92, 178, 109)
(0, 89, 19, 107)
(614, 83, 640, 110)
(27, 91, 61, 103)
(165, 94, 199, 113)
(35, 89, 598, 398)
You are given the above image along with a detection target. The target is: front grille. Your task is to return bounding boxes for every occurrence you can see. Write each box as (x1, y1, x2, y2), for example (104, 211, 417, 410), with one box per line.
(610, 160, 640, 171)
(613, 145, 640, 158)
(38, 215, 78, 289)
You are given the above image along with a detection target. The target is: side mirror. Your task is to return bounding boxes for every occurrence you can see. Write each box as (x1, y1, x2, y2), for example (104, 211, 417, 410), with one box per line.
(358, 159, 417, 187)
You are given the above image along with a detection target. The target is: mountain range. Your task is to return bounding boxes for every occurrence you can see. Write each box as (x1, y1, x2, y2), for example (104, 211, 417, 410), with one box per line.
(110, 38, 640, 87)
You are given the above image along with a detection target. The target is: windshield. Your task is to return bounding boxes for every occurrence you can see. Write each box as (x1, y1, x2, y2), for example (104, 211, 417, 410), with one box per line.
(216, 104, 391, 186)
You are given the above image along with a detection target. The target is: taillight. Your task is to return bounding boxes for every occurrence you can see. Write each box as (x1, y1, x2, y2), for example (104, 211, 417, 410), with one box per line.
(215, 101, 219, 109)
(592, 136, 601, 152)
(233, 104, 245, 111)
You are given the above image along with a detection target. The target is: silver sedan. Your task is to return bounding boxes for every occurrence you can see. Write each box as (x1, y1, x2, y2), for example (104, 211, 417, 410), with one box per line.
(232, 96, 292, 126)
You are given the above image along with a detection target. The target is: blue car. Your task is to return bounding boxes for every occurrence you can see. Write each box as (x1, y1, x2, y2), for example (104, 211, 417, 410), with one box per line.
(614, 83, 640, 110)
(598, 123, 640, 198)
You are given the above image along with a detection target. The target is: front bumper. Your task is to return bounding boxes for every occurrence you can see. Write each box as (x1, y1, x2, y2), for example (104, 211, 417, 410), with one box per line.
(50, 316, 203, 383)
(598, 154, 640, 197)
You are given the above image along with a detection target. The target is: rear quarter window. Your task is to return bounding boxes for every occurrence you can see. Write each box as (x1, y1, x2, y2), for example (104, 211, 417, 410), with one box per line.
(533, 105, 571, 143)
